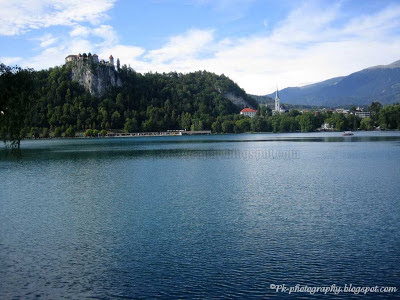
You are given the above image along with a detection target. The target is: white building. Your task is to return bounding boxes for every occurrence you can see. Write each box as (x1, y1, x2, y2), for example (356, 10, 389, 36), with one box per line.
(240, 108, 257, 118)
(354, 111, 371, 119)
(336, 109, 349, 114)
(321, 123, 334, 131)
(273, 88, 283, 114)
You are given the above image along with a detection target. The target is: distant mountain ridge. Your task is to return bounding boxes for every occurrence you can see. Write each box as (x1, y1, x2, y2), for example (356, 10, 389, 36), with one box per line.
(265, 60, 400, 106)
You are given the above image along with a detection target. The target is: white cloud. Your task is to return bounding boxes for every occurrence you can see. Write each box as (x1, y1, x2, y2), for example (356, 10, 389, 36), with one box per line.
(0, 56, 23, 65)
(342, 5, 400, 39)
(20, 23, 119, 69)
(10, 0, 400, 95)
(93, 25, 118, 47)
(20, 24, 137, 70)
(0, 0, 117, 36)
(99, 45, 145, 66)
(38, 33, 58, 48)
(133, 1, 400, 94)
(269, 1, 340, 43)
(70, 25, 91, 37)
(145, 29, 214, 63)
(27, 46, 69, 70)
(23, 38, 95, 70)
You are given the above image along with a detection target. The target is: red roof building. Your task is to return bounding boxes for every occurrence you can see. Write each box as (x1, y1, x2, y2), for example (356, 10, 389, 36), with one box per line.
(240, 108, 257, 118)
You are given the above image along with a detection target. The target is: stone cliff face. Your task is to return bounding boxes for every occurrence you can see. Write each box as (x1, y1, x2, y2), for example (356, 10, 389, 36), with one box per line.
(214, 83, 256, 109)
(223, 92, 252, 108)
(67, 61, 257, 109)
(69, 60, 122, 97)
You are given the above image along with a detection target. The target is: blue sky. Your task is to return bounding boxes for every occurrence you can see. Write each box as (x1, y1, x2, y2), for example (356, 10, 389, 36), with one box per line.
(1, 0, 400, 94)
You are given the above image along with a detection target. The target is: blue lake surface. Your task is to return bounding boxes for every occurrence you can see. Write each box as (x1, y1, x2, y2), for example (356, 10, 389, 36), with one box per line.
(1, 132, 400, 299)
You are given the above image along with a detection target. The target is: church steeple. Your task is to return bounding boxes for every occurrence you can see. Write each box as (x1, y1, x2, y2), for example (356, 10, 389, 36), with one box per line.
(275, 87, 280, 112)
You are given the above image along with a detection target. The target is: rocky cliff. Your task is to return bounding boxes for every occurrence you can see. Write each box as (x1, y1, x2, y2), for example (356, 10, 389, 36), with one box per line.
(223, 92, 252, 108)
(66, 60, 257, 109)
(214, 80, 257, 109)
(68, 60, 122, 97)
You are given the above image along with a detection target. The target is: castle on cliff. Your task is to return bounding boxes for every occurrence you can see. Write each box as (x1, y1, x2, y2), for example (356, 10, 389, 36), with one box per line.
(65, 53, 120, 68)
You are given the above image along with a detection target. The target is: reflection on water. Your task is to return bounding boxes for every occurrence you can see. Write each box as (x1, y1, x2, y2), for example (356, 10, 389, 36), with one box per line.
(1, 132, 400, 299)
(1, 131, 400, 161)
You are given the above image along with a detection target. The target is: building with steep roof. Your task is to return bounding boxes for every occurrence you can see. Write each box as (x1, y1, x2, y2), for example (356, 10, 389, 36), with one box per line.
(240, 107, 257, 118)
(274, 88, 283, 113)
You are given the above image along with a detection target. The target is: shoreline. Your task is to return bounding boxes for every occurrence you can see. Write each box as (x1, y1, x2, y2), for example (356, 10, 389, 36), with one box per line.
(19, 129, 394, 141)
(21, 130, 212, 140)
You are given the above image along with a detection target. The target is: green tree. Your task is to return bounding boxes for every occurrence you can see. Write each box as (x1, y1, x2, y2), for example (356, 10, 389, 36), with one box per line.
(124, 118, 138, 132)
(42, 127, 50, 138)
(30, 127, 40, 139)
(279, 115, 297, 132)
(235, 118, 251, 133)
(54, 127, 62, 137)
(190, 118, 203, 131)
(211, 121, 222, 133)
(85, 129, 94, 137)
(378, 105, 400, 130)
(270, 115, 280, 133)
(251, 116, 265, 132)
(111, 111, 122, 128)
(0, 64, 36, 148)
(180, 112, 192, 130)
(65, 126, 75, 137)
(116, 93, 124, 109)
(221, 120, 234, 133)
(360, 117, 374, 131)
(289, 109, 301, 117)
(347, 114, 360, 131)
(297, 113, 315, 132)
(369, 102, 382, 122)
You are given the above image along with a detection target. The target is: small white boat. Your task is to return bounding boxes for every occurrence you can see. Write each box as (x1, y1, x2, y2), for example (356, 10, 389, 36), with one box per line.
(342, 131, 354, 136)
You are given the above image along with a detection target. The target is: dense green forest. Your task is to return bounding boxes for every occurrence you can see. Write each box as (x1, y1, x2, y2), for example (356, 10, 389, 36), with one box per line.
(0, 62, 256, 141)
(1, 61, 400, 147)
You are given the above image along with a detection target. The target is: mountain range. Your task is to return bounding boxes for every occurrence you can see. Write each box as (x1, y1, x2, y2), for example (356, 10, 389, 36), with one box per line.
(265, 60, 400, 107)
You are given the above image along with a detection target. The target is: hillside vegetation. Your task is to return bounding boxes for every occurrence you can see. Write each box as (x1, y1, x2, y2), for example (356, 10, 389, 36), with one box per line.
(1, 62, 400, 148)
(0, 61, 257, 141)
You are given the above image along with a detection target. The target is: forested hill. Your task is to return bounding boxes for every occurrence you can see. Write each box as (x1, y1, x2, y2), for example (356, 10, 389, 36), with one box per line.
(0, 61, 258, 138)
(2, 62, 400, 147)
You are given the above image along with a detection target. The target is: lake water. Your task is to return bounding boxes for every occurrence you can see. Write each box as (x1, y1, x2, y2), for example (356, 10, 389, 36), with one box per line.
(1, 132, 399, 299)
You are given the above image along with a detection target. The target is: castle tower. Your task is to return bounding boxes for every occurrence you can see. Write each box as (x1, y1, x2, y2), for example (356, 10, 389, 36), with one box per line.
(65, 55, 77, 63)
(92, 54, 99, 63)
(275, 87, 280, 112)
(109, 55, 114, 66)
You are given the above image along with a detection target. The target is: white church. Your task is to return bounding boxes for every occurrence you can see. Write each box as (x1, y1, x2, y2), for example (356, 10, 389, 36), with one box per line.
(273, 88, 284, 114)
